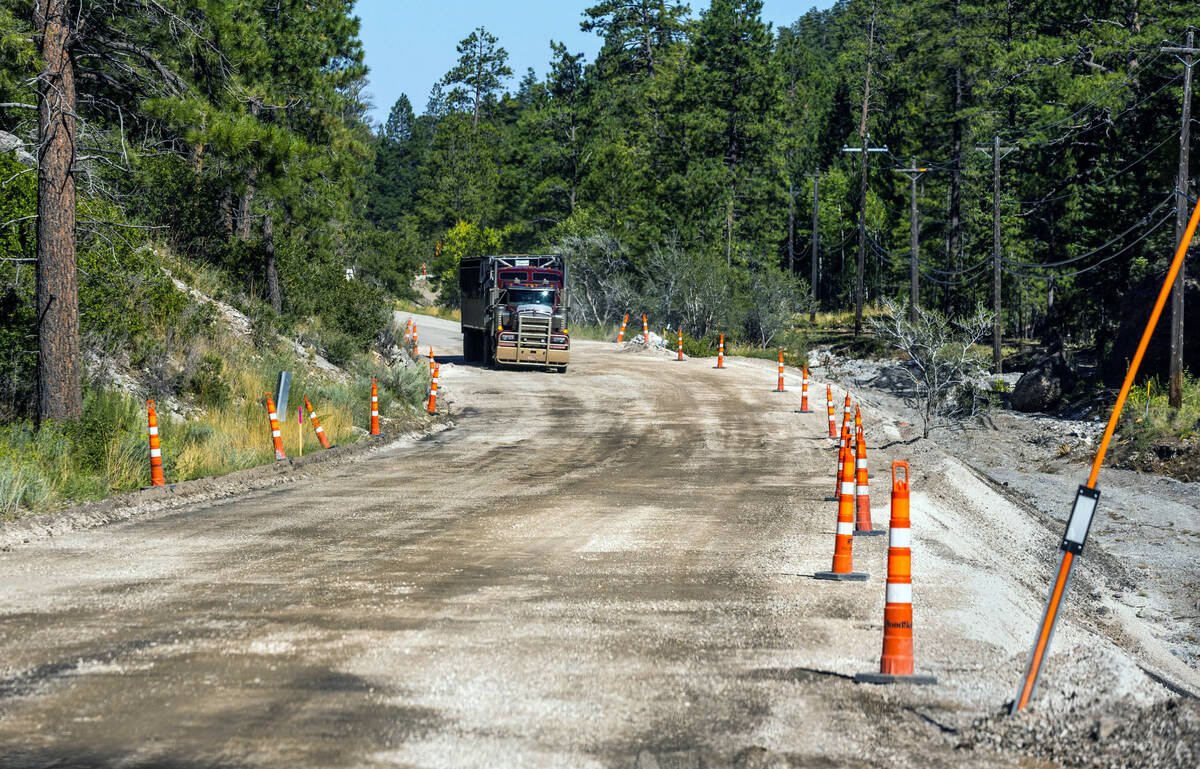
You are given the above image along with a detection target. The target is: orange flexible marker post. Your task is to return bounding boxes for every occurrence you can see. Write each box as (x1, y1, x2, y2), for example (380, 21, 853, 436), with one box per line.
(815, 438, 868, 581)
(827, 385, 837, 437)
(429, 346, 435, 375)
(304, 396, 332, 450)
(855, 405, 862, 432)
(854, 427, 883, 536)
(412, 324, 418, 352)
(146, 399, 165, 486)
(618, 313, 629, 343)
(427, 363, 440, 414)
(843, 392, 853, 433)
(1011, 187, 1200, 715)
(800, 366, 811, 412)
(855, 461, 936, 685)
(265, 393, 286, 460)
(677, 327, 684, 361)
(642, 314, 649, 345)
(775, 349, 785, 392)
(716, 333, 725, 369)
(370, 378, 380, 436)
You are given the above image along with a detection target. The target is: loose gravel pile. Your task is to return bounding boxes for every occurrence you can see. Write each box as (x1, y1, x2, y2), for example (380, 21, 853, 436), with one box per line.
(960, 695, 1199, 768)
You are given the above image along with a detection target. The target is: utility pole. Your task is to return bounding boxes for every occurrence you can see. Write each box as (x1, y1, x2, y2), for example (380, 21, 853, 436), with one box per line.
(1163, 30, 1197, 409)
(977, 134, 1017, 374)
(807, 168, 820, 322)
(893, 159, 930, 321)
(842, 137, 888, 334)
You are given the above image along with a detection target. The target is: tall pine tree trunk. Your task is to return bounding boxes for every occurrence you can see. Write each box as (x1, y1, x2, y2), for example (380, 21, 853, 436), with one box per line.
(264, 201, 281, 314)
(35, 0, 81, 423)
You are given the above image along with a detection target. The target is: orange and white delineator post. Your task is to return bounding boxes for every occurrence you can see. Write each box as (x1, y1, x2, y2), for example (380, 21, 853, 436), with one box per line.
(265, 393, 286, 460)
(642, 314, 649, 344)
(304, 396, 332, 450)
(855, 461, 936, 684)
(854, 427, 883, 536)
(843, 392, 853, 434)
(618, 313, 629, 343)
(855, 404, 862, 432)
(370, 378, 380, 436)
(716, 333, 725, 368)
(815, 437, 868, 581)
(429, 346, 435, 374)
(775, 349, 785, 392)
(800, 366, 811, 412)
(427, 363, 440, 414)
(147, 399, 165, 486)
(827, 385, 837, 437)
(405, 317, 412, 344)
(677, 327, 684, 361)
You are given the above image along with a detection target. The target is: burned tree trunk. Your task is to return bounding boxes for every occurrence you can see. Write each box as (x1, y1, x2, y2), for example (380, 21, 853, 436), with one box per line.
(35, 0, 82, 423)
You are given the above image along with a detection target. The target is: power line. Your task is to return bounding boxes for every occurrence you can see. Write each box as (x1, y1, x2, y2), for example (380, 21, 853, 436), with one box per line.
(1000, 49, 1168, 140)
(1019, 129, 1180, 208)
(1003, 192, 1174, 268)
(1001, 212, 1174, 280)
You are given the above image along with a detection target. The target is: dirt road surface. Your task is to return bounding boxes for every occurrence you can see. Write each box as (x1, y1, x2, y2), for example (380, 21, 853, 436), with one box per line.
(0, 314, 1195, 768)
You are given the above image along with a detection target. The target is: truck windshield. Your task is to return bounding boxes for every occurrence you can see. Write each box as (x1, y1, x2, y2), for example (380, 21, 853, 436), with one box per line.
(507, 288, 555, 306)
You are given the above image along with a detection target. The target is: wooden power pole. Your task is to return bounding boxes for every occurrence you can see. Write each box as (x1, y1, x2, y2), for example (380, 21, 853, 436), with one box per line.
(978, 134, 1017, 374)
(808, 168, 820, 322)
(894, 159, 930, 320)
(842, 138, 888, 335)
(1163, 30, 1198, 409)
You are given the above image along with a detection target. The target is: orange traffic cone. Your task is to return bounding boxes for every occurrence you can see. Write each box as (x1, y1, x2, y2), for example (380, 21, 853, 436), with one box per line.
(716, 333, 725, 369)
(854, 427, 883, 536)
(427, 363, 440, 414)
(147, 399, 165, 486)
(855, 404, 862, 433)
(304, 396, 332, 449)
(815, 439, 868, 581)
(800, 366, 811, 412)
(827, 385, 836, 437)
(855, 461, 936, 684)
(642, 314, 649, 344)
(618, 313, 629, 343)
(775, 349, 785, 392)
(826, 425, 851, 502)
(370, 378, 380, 436)
(265, 393, 286, 460)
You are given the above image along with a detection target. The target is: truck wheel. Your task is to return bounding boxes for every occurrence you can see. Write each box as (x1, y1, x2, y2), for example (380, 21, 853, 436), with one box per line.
(555, 366, 567, 374)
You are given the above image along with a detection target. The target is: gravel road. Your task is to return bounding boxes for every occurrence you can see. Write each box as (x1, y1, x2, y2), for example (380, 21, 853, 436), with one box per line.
(0, 315, 1194, 768)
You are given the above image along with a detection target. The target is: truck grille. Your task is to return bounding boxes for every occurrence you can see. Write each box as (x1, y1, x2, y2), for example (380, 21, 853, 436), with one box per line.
(516, 314, 551, 362)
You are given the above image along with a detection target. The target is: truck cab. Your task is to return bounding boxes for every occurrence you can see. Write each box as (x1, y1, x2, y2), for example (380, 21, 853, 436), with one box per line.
(459, 255, 570, 371)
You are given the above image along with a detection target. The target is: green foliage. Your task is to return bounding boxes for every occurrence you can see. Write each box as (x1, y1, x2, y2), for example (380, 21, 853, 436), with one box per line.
(429, 220, 509, 304)
(1120, 372, 1200, 450)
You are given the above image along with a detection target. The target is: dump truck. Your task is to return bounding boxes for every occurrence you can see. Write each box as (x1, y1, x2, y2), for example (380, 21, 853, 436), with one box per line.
(459, 254, 570, 371)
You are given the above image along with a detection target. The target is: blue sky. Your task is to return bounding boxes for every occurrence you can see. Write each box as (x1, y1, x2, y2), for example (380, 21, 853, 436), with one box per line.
(354, 0, 838, 126)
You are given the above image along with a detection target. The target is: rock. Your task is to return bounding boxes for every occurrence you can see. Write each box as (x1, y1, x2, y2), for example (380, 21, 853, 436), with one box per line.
(1093, 716, 1119, 741)
(0, 129, 36, 166)
(1011, 352, 1077, 413)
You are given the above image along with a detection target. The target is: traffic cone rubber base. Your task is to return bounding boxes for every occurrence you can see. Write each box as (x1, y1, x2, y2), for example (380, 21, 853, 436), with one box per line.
(853, 672, 937, 685)
(813, 571, 868, 581)
(853, 530, 886, 537)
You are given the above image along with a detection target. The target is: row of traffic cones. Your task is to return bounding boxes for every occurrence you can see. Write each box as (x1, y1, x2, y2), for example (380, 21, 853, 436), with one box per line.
(814, 388, 935, 686)
(144, 349, 443, 482)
